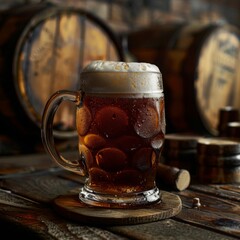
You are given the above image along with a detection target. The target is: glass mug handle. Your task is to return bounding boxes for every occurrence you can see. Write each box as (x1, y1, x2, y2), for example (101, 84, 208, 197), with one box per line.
(41, 90, 86, 176)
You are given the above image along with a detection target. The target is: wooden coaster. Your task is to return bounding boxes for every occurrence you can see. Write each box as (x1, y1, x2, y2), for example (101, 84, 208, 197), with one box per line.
(53, 191, 182, 226)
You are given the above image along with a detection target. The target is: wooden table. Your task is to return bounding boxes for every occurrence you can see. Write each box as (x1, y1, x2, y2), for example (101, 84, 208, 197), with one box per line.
(0, 152, 239, 240)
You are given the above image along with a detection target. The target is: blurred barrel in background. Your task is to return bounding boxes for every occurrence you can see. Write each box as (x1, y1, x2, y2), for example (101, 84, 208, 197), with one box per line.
(127, 22, 240, 136)
(0, 2, 124, 151)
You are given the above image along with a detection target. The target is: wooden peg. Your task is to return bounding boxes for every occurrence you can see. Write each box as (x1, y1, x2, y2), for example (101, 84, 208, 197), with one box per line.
(157, 163, 191, 191)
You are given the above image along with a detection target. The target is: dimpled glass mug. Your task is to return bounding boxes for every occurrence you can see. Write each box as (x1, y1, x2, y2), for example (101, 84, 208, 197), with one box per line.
(41, 60, 166, 208)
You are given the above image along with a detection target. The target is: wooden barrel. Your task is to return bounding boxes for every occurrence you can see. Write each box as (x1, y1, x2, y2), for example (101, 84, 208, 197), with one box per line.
(127, 22, 240, 136)
(0, 2, 124, 149)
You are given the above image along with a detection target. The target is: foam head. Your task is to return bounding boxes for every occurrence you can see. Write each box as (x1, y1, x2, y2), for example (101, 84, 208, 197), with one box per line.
(80, 60, 163, 94)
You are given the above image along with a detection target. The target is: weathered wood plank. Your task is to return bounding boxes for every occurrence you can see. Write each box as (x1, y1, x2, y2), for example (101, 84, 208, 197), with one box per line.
(0, 189, 127, 240)
(0, 152, 77, 171)
(0, 216, 47, 240)
(0, 188, 40, 208)
(0, 172, 81, 203)
(107, 219, 237, 240)
(175, 189, 240, 238)
(190, 184, 240, 201)
(0, 152, 55, 176)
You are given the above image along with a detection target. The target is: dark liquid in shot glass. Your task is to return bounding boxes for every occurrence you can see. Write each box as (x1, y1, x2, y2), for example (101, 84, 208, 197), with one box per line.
(77, 94, 165, 195)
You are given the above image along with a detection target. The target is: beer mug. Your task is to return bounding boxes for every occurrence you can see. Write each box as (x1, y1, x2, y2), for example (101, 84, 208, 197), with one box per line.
(41, 60, 166, 208)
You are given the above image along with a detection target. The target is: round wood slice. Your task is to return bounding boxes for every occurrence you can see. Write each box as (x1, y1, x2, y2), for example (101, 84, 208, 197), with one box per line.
(197, 137, 240, 156)
(53, 191, 182, 226)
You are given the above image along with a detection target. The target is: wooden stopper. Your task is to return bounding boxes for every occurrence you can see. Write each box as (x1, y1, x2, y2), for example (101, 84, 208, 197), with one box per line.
(157, 163, 191, 191)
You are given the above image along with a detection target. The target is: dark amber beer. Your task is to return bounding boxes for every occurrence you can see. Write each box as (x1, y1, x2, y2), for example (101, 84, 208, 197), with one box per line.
(42, 61, 165, 208)
(77, 95, 165, 194)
